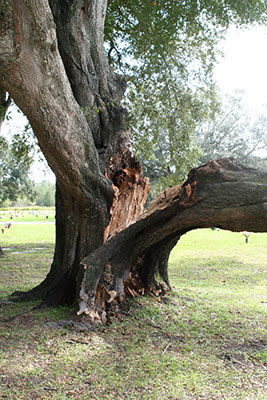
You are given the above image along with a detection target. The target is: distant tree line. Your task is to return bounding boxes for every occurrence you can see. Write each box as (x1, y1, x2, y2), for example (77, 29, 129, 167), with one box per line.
(0, 173, 55, 207)
(34, 180, 55, 207)
(0, 113, 55, 207)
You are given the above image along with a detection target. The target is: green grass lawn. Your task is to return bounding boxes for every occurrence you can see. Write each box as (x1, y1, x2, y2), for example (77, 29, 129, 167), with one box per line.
(0, 208, 55, 223)
(0, 227, 266, 399)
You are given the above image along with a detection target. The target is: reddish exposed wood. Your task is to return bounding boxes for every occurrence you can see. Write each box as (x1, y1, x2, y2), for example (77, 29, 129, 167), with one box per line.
(94, 133, 151, 318)
(143, 181, 197, 218)
(104, 133, 150, 241)
(104, 174, 150, 240)
(123, 273, 144, 297)
(78, 158, 267, 319)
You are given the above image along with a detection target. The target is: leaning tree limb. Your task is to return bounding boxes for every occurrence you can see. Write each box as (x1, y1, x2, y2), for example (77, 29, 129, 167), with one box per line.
(78, 158, 267, 319)
(1, 2, 267, 313)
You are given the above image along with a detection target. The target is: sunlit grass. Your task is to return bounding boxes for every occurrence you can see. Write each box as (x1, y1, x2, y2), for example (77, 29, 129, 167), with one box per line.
(0, 224, 55, 246)
(0, 227, 266, 399)
(0, 208, 55, 223)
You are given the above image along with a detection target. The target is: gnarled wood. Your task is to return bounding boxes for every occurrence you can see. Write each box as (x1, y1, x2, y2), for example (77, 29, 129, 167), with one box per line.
(1, 3, 267, 314)
(78, 158, 267, 316)
(104, 131, 150, 241)
(0, 0, 131, 305)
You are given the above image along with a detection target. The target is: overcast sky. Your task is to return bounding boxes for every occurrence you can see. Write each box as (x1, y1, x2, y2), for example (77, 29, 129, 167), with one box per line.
(215, 24, 267, 111)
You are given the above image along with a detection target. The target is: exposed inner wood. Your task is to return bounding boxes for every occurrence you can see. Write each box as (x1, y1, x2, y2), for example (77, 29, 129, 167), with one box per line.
(104, 157, 150, 240)
(79, 157, 267, 321)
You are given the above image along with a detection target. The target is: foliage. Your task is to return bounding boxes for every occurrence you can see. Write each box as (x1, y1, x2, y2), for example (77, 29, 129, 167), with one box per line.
(34, 180, 55, 207)
(105, 0, 267, 195)
(197, 91, 267, 168)
(127, 80, 218, 195)
(2, 2, 267, 199)
(105, 1, 267, 69)
(0, 102, 55, 207)
(0, 126, 36, 206)
(0, 227, 266, 399)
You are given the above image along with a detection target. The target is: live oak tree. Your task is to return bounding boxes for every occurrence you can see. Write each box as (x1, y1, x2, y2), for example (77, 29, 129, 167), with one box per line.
(0, 1, 267, 318)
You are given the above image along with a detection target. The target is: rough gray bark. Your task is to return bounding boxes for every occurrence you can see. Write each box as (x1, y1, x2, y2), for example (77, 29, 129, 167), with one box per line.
(78, 158, 267, 315)
(0, 0, 141, 305)
(48, 0, 127, 171)
(0, 0, 112, 201)
(1, 2, 267, 314)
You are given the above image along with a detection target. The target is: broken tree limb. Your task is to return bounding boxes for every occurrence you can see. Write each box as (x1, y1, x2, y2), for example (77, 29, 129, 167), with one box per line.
(78, 158, 267, 316)
(104, 132, 150, 241)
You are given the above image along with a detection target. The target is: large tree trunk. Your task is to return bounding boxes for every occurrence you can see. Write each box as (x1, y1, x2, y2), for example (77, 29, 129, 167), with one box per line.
(21, 182, 109, 304)
(1, 2, 267, 316)
(0, 0, 145, 306)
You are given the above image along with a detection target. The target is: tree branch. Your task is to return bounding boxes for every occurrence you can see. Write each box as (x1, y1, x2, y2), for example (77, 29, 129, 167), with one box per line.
(78, 158, 267, 314)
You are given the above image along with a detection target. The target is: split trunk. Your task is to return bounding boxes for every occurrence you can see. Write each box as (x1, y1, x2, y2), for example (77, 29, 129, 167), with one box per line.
(0, 1, 267, 315)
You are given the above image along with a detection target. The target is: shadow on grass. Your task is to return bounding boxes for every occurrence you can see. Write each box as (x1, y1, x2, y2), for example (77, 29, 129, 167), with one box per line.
(0, 233, 266, 399)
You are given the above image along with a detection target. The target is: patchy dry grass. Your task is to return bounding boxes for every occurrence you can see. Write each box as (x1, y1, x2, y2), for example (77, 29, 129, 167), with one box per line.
(0, 227, 266, 399)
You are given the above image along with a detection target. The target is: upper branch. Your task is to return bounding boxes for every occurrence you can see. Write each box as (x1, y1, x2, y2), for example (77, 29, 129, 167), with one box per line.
(0, 0, 112, 203)
(48, 0, 127, 171)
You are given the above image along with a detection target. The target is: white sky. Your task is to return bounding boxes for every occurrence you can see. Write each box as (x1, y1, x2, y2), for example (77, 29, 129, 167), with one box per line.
(215, 24, 267, 111)
(2, 24, 267, 182)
